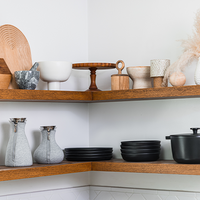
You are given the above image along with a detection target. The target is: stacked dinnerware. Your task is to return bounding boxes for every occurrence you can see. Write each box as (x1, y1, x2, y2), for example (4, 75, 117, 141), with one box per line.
(64, 147, 113, 161)
(120, 140, 161, 162)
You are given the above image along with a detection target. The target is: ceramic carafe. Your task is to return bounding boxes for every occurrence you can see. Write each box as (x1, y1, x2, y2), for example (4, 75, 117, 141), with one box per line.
(33, 126, 64, 164)
(5, 118, 33, 167)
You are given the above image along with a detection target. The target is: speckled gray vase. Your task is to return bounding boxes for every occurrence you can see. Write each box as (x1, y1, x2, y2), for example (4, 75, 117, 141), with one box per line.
(33, 126, 64, 164)
(5, 118, 33, 167)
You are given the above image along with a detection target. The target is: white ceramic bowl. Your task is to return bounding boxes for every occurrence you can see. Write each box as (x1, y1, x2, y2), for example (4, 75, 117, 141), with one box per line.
(38, 61, 72, 90)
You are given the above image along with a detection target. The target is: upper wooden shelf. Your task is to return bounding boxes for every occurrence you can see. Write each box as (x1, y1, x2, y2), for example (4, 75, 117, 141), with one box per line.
(1, 159, 200, 182)
(92, 85, 200, 102)
(0, 85, 200, 103)
(0, 89, 92, 102)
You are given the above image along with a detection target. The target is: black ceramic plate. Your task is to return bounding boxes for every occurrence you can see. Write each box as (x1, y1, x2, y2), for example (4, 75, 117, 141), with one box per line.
(64, 149, 113, 154)
(121, 152, 159, 162)
(121, 148, 160, 154)
(121, 141, 160, 146)
(65, 152, 112, 157)
(120, 144, 160, 149)
(66, 155, 112, 161)
(65, 147, 113, 152)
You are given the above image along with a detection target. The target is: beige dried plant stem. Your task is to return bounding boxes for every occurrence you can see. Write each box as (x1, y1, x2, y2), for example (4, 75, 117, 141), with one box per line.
(163, 9, 200, 86)
(0, 24, 32, 89)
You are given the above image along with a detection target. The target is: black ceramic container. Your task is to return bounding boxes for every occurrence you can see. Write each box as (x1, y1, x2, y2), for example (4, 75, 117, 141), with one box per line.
(166, 128, 200, 164)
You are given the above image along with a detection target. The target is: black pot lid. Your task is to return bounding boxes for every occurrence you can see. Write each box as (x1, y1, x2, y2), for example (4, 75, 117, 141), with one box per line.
(166, 128, 200, 138)
(121, 140, 160, 146)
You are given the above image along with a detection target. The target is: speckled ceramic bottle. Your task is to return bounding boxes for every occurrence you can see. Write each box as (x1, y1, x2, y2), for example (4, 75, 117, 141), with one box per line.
(33, 126, 64, 164)
(5, 118, 33, 167)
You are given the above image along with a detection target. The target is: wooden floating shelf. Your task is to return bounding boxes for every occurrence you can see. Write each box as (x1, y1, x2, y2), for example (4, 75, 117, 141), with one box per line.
(91, 159, 200, 175)
(92, 85, 200, 102)
(0, 89, 92, 102)
(0, 85, 199, 103)
(1, 159, 200, 182)
(0, 161, 91, 182)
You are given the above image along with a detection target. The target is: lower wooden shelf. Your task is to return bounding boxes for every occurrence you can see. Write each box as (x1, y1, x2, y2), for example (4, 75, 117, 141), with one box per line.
(91, 159, 200, 175)
(0, 161, 91, 181)
(1, 159, 200, 182)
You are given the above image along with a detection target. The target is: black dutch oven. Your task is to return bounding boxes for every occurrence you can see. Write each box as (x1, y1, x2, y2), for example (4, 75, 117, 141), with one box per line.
(166, 128, 200, 164)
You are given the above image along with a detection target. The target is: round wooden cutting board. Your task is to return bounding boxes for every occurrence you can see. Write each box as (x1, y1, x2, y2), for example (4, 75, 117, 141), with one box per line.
(0, 24, 32, 88)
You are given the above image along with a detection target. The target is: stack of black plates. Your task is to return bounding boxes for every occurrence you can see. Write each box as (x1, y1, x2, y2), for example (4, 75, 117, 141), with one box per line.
(121, 140, 161, 162)
(64, 147, 113, 161)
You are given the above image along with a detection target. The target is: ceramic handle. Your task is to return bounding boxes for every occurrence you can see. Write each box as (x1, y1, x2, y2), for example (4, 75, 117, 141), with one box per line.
(116, 60, 125, 75)
(190, 128, 200, 134)
(165, 136, 171, 140)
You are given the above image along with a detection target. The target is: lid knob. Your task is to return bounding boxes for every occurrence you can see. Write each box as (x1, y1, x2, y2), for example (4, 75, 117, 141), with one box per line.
(190, 128, 200, 134)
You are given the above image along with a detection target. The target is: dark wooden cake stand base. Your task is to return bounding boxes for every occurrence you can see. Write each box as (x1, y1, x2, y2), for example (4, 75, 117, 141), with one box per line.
(73, 63, 116, 91)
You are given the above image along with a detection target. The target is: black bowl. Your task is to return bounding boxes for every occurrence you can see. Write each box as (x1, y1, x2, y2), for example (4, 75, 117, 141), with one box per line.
(121, 140, 160, 146)
(121, 152, 159, 162)
(121, 148, 160, 154)
(120, 144, 160, 149)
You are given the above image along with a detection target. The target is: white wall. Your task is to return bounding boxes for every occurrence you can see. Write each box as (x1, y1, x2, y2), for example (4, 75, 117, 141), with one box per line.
(88, 0, 200, 193)
(0, 0, 90, 197)
(88, 0, 198, 89)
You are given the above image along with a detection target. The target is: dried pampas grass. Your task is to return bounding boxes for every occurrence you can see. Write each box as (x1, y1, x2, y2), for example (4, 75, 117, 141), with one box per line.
(163, 9, 200, 86)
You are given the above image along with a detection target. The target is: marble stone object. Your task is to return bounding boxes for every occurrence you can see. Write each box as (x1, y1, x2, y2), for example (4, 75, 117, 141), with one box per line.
(33, 126, 64, 164)
(14, 70, 40, 90)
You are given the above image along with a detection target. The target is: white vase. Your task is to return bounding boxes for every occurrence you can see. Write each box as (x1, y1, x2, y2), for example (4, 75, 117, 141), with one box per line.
(33, 126, 64, 164)
(5, 118, 33, 167)
(195, 58, 200, 85)
(126, 66, 152, 89)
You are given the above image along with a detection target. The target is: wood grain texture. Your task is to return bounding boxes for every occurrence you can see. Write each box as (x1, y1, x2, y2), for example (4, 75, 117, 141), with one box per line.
(0, 24, 32, 89)
(153, 77, 165, 88)
(92, 85, 200, 102)
(0, 89, 92, 102)
(0, 58, 11, 74)
(0, 74, 12, 89)
(0, 161, 91, 181)
(91, 159, 200, 175)
(2, 159, 200, 181)
(0, 85, 200, 102)
(73, 63, 116, 70)
(111, 75, 129, 90)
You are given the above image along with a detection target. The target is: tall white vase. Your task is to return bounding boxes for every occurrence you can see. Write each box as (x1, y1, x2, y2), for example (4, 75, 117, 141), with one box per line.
(5, 118, 33, 167)
(194, 58, 200, 85)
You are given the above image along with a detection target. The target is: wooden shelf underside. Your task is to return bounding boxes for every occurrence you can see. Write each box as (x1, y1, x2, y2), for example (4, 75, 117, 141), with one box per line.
(1, 159, 200, 182)
(0, 85, 200, 103)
